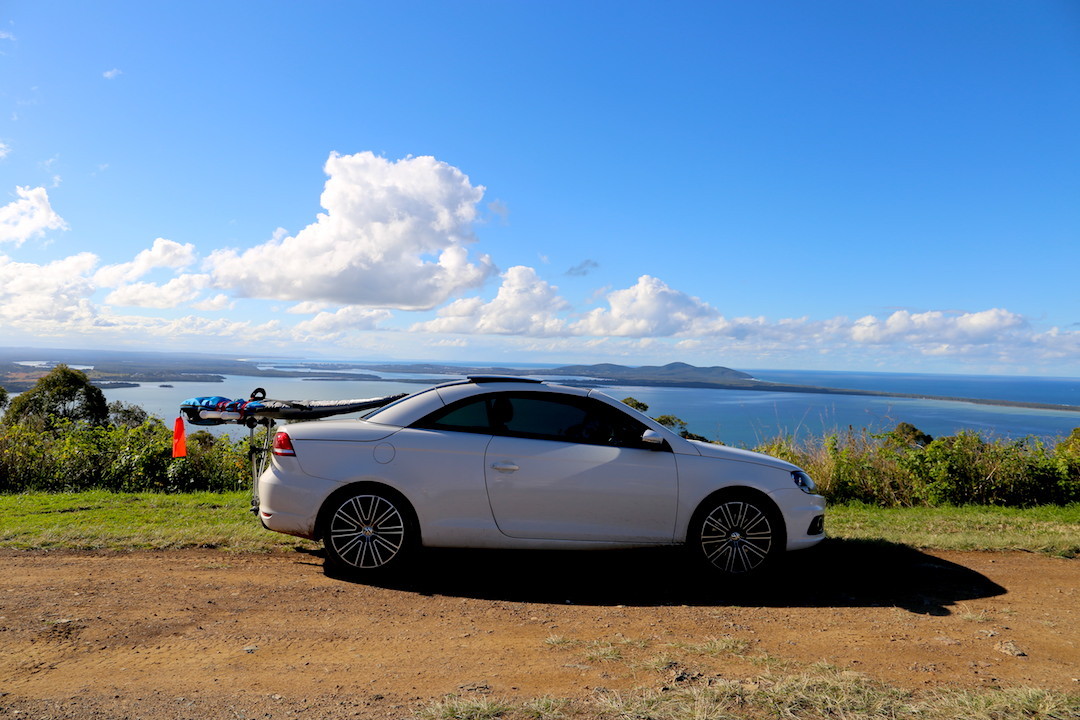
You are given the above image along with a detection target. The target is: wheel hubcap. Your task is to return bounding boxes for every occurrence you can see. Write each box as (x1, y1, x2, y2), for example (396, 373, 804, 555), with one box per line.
(329, 495, 405, 569)
(700, 500, 773, 573)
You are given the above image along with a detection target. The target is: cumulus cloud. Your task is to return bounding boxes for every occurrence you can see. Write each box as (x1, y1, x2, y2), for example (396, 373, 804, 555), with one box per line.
(0, 252, 98, 328)
(850, 308, 1027, 345)
(571, 275, 721, 337)
(191, 293, 233, 312)
(103, 273, 211, 308)
(0, 186, 68, 246)
(207, 152, 495, 310)
(94, 237, 197, 286)
(412, 266, 569, 336)
(103, 68, 122, 79)
(292, 306, 393, 340)
(286, 301, 329, 315)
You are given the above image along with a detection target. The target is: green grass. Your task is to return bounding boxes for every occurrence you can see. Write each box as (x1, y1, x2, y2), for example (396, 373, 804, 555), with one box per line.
(827, 502, 1080, 558)
(0, 492, 1076, 557)
(0, 490, 316, 552)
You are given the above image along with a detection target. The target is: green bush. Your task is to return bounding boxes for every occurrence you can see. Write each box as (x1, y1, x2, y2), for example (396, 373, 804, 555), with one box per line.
(0, 418, 250, 493)
(754, 425, 1080, 507)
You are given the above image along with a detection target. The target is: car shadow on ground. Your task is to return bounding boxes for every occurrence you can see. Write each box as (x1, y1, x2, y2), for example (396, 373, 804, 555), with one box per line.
(318, 538, 1006, 615)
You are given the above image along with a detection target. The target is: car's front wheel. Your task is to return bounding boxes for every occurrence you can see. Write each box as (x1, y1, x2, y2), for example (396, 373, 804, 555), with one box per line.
(321, 488, 416, 574)
(690, 492, 784, 575)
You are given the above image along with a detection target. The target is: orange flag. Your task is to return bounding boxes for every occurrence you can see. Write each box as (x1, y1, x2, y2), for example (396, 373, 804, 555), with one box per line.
(172, 417, 187, 458)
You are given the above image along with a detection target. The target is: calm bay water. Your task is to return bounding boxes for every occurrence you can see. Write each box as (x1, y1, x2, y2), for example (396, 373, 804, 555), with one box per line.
(99, 368, 1080, 447)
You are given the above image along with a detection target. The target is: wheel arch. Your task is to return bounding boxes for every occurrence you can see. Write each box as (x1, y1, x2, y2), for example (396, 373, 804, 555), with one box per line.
(314, 480, 422, 545)
(686, 486, 788, 552)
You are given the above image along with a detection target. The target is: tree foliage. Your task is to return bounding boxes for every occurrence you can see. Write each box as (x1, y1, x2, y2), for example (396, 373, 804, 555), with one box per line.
(621, 396, 650, 413)
(622, 397, 709, 441)
(2, 364, 109, 429)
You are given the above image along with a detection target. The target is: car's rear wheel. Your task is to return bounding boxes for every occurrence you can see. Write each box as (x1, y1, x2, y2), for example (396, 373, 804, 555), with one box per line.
(690, 491, 784, 575)
(322, 488, 416, 574)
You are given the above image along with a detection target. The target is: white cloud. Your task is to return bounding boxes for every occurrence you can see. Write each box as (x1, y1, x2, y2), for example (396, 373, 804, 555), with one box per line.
(0, 252, 98, 328)
(103, 273, 211, 308)
(0, 142, 10, 159)
(412, 266, 569, 335)
(94, 237, 197, 286)
(207, 152, 495, 310)
(292, 306, 393, 340)
(0, 186, 68, 246)
(850, 308, 1027, 345)
(103, 68, 122, 80)
(287, 301, 329, 315)
(191, 293, 233, 312)
(571, 275, 721, 337)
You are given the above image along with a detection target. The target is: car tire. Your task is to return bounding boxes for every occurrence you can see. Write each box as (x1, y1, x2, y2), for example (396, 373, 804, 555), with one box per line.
(321, 487, 417, 575)
(689, 491, 785, 575)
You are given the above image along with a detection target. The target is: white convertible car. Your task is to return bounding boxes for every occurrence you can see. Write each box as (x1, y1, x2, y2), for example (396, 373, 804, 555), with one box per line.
(256, 377, 826, 577)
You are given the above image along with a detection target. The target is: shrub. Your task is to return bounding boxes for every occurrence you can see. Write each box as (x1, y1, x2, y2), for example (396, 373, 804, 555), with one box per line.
(753, 424, 1080, 507)
(0, 418, 250, 493)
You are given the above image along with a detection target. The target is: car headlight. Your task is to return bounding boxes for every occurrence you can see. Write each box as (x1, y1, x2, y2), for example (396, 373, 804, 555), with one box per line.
(792, 470, 817, 494)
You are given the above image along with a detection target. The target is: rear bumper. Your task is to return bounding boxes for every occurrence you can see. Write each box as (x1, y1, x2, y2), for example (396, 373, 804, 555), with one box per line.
(256, 464, 332, 539)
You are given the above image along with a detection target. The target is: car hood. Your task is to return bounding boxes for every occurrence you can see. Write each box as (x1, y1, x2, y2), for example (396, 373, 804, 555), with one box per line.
(685, 439, 799, 471)
(284, 419, 401, 443)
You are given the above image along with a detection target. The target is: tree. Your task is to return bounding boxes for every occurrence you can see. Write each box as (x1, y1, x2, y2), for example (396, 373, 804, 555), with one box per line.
(108, 400, 149, 428)
(0, 384, 7, 411)
(887, 422, 934, 448)
(624, 397, 710, 441)
(2, 364, 109, 429)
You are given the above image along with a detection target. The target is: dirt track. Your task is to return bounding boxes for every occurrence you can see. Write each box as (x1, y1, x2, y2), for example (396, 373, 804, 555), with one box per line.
(1, 542, 1077, 719)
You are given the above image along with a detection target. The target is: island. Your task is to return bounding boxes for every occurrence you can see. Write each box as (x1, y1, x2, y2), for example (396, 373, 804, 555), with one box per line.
(1, 347, 1077, 414)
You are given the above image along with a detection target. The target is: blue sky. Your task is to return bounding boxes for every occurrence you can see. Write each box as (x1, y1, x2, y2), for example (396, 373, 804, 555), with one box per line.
(1, 1, 1078, 375)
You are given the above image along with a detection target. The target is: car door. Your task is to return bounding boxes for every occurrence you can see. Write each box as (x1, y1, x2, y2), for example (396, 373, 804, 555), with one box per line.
(483, 393, 678, 542)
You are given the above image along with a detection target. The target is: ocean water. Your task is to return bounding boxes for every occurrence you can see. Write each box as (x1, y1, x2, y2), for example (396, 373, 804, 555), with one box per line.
(95, 368, 1080, 448)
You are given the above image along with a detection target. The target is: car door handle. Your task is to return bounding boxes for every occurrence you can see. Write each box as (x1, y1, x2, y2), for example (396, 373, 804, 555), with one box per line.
(490, 462, 519, 473)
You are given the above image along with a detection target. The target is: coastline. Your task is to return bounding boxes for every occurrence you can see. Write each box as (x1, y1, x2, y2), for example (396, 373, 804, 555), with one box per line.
(2, 351, 1079, 415)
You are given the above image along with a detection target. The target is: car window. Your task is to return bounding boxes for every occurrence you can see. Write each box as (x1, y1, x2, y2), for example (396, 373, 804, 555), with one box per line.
(411, 391, 652, 448)
(412, 397, 492, 434)
(503, 395, 650, 448)
(500, 396, 589, 440)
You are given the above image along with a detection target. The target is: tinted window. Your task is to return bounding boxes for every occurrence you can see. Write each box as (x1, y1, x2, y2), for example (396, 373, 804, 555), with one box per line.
(501, 396, 589, 440)
(412, 392, 651, 447)
(413, 397, 492, 433)
(503, 395, 649, 447)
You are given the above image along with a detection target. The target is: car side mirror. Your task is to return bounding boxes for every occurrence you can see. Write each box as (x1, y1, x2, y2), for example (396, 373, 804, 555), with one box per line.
(641, 429, 665, 447)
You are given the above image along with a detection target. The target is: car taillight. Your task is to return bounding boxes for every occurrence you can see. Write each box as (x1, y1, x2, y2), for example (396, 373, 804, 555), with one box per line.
(272, 431, 296, 457)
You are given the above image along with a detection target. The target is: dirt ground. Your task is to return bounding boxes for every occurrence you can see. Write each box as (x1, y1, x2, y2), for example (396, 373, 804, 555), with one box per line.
(0, 542, 1077, 719)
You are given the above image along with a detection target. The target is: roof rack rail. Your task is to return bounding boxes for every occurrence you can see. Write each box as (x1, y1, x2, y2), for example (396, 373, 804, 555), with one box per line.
(466, 375, 543, 384)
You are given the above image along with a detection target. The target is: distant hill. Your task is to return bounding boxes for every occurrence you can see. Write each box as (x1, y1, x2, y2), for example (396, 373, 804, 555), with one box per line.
(544, 362, 755, 385)
(2, 349, 1077, 413)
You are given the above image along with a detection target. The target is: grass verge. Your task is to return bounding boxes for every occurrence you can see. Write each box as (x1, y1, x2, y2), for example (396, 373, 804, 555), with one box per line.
(0, 492, 1075, 557)
(0, 490, 316, 552)
(827, 503, 1080, 558)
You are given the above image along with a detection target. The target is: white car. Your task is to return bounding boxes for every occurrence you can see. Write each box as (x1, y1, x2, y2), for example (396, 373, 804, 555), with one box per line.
(256, 377, 826, 577)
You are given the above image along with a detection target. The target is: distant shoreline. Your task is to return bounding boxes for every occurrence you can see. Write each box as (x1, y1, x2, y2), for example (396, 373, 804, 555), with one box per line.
(2, 351, 1078, 414)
